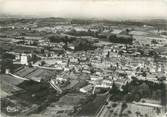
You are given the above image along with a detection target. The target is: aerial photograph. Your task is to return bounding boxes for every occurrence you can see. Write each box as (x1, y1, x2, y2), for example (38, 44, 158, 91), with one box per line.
(0, 0, 167, 117)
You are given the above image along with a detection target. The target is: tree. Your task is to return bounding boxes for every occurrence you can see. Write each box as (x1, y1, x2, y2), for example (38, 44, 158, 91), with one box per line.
(1, 53, 15, 73)
(28, 62, 33, 67)
(127, 110, 132, 114)
(34, 55, 41, 63)
(112, 103, 117, 108)
(145, 114, 148, 117)
(73, 39, 95, 51)
(135, 111, 140, 117)
(109, 82, 120, 94)
(2, 53, 15, 60)
(120, 103, 128, 115)
(138, 83, 150, 97)
(148, 50, 158, 57)
(124, 93, 134, 102)
(151, 39, 158, 45)
(134, 93, 141, 102)
(41, 61, 46, 66)
(110, 109, 113, 113)
(1, 59, 14, 73)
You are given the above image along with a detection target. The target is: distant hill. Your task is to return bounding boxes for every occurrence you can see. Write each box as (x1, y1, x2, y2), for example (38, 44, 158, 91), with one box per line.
(0, 17, 166, 29)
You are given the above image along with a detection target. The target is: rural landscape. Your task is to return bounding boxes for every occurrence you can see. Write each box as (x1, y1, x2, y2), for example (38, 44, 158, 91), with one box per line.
(0, 17, 167, 117)
(0, 0, 167, 117)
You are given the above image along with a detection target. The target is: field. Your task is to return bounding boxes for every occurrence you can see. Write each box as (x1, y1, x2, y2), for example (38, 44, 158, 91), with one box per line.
(15, 67, 37, 77)
(122, 103, 161, 117)
(26, 69, 56, 81)
(57, 93, 87, 106)
(0, 74, 24, 85)
(0, 74, 24, 98)
(77, 94, 107, 116)
(99, 101, 162, 117)
(14, 67, 56, 81)
(0, 88, 11, 98)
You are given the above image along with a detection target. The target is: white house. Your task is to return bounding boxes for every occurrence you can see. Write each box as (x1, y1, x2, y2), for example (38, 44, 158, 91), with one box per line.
(20, 54, 28, 65)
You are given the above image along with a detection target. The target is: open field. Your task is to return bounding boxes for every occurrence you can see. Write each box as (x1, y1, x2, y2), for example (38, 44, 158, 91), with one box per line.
(100, 101, 163, 117)
(77, 94, 107, 116)
(15, 67, 37, 77)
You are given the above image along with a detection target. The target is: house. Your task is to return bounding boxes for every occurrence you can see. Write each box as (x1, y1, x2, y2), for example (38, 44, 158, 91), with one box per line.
(115, 79, 130, 91)
(20, 53, 32, 65)
(82, 69, 91, 74)
(54, 64, 64, 71)
(70, 58, 79, 64)
(100, 79, 112, 88)
(92, 79, 112, 88)
(80, 84, 93, 93)
(90, 75, 103, 81)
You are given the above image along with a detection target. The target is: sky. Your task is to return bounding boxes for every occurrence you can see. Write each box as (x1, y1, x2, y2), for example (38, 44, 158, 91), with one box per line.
(0, 0, 167, 20)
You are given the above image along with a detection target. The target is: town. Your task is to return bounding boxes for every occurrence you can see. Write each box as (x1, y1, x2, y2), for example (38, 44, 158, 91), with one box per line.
(0, 18, 167, 117)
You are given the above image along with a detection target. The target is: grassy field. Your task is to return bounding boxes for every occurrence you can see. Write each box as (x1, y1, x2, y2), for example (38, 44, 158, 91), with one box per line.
(122, 103, 159, 117)
(0, 74, 24, 98)
(0, 88, 11, 98)
(100, 101, 161, 117)
(77, 94, 107, 116)
(15, 67, 37, 77)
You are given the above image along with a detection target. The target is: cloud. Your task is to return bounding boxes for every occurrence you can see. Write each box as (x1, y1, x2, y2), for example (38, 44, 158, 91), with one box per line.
(0, 0, 167, 20)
